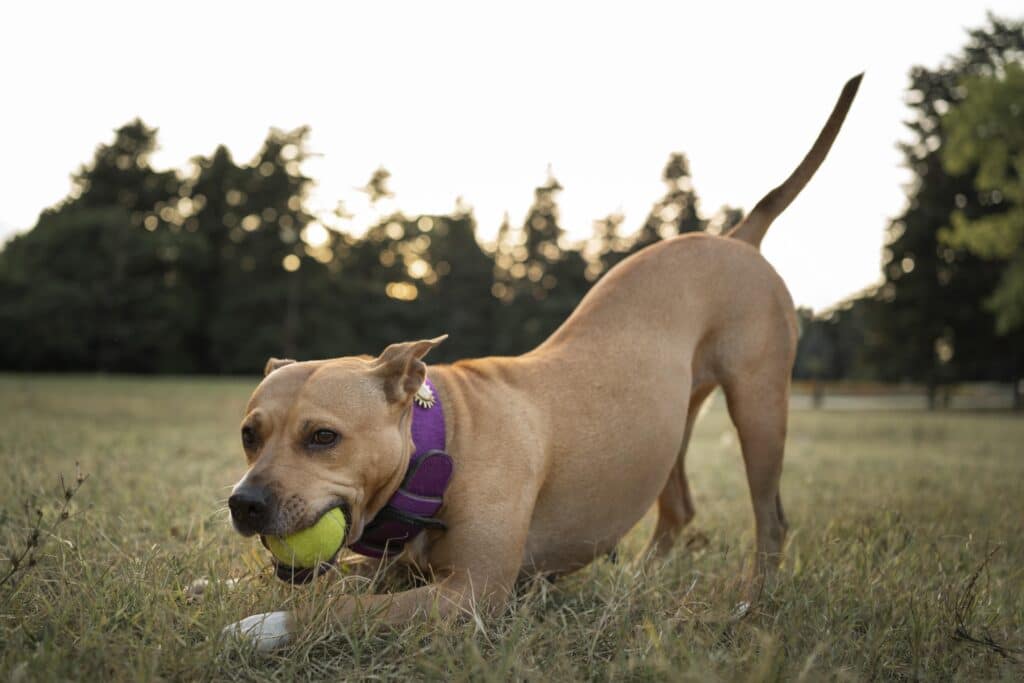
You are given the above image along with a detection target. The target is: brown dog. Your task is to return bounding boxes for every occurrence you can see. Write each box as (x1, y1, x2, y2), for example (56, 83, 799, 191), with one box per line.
(223, 75, 862, 650)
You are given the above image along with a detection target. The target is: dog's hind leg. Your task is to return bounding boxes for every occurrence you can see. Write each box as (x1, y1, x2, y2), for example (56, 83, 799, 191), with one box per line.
(648, 385, 715, 557)
(722, 370, 790, 582)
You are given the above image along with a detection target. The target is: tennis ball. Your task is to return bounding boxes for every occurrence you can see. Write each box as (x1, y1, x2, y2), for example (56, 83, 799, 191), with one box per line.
(264, 508, 346, 568)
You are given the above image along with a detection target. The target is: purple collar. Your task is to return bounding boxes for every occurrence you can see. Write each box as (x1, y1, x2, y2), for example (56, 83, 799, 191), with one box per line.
(271, 377, 452, 583)
(349, 377, 452, 559)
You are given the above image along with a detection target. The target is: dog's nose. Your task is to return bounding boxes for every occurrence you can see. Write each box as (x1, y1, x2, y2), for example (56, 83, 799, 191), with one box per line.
(228, 485, 273, 535)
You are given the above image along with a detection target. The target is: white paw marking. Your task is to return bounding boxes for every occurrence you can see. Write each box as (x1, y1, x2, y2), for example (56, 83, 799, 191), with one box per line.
(222, 611, 293, 652)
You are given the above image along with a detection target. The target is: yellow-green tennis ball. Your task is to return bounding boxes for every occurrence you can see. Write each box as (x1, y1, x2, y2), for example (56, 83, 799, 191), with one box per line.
(265, 508, 346, 568)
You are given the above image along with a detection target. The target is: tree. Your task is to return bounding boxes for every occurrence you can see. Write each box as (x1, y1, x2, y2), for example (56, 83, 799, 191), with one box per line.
(941, 62, 1024, 334)
(204, 127, 329, 371)
(587, 158, 723, 284)
(0, 121, 195, 371)
(72, 119, 180, 216)
(422, 208, 499, 361)
(588, 211, 628, 279)
(794, 294, 884, 383)
(493, 171, 588, 353)
(178, 145, 245, 371)
(632, 153, 706, 250)
(0, 206, 189, 371)
(708, 206, 745, 235)
(870, 15, 1024, 403)
(519, 170, 565, 301)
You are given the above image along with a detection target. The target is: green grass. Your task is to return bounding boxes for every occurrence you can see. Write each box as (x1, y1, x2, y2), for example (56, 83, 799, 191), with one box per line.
(1, 375, 1022, 681)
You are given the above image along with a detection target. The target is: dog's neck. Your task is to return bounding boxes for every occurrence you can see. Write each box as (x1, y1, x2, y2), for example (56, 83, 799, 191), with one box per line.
(349, 376, 453, 559)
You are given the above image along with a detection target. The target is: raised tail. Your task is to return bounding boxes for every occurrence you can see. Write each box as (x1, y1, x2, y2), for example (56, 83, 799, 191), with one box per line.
(729, 73, 863, 248)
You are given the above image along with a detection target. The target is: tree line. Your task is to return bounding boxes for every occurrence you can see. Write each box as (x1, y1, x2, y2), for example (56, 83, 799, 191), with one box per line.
(0, 118, 739, 372)
(1, 15, 1021, 400)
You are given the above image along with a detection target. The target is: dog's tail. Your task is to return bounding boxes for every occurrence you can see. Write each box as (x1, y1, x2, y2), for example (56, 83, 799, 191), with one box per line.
(728, 73, 863, 249)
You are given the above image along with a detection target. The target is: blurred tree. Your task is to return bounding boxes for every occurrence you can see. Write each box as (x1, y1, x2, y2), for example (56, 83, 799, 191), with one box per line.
(204, 127, 329, 371)
(586, 158, 722, 285)
(0, 121, 194, 371)
(493, 172, 588, 353)
(519, 170, 565, 299)
(793, 294, 883, 383)
(179, 145, 244, 371)
(794, 308, 830, 383)
(869, 14, 1024, 405)
(589, 211, 629, 279)
(631, 153, 706, 251)
(941, 62, 1024, 334)
(72, 119, 180, 215)
(0, 206, 192, 371)
(347, 212, 439, 353)
(338, 206, 496, 360)
(708, 206, 745, 235)
(361, 167, 394, 203)
(493, 210, 517, 302)
(424, 208, 499, 361)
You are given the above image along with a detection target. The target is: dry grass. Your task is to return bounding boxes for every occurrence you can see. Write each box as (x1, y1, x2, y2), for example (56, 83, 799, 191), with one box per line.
(1, 374, 1022, 681)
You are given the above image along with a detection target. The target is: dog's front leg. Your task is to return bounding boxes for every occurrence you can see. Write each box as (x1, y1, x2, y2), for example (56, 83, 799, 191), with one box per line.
(225, 480, 540, 651)
(222, 573, 485, 651)
(320, 572, 482, 622)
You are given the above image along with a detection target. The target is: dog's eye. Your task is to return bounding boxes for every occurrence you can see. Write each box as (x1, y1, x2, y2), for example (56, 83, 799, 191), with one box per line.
(310, 429, 338, 447)
(241, 426, 257, 448)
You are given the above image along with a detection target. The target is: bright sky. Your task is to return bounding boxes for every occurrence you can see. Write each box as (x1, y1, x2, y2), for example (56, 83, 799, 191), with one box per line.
(1, 1, 1018, 311)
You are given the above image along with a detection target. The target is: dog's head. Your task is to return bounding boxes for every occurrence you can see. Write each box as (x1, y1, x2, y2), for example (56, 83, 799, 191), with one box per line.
(227, 336, 446, 545)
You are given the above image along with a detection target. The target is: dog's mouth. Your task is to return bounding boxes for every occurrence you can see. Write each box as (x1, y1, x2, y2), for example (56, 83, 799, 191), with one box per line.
(261, 501, 352, 585)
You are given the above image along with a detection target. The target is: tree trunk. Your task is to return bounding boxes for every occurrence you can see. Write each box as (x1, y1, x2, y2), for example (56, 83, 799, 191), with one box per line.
(812, 379, 825, 409)
(926, 380, 938, 411)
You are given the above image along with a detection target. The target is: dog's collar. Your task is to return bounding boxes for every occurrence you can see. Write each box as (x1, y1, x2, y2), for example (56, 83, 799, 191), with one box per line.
(349, 376, 453, 559)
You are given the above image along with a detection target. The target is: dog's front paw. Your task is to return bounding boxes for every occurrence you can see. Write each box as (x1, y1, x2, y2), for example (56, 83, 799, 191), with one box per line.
(222, 611, 294, 652)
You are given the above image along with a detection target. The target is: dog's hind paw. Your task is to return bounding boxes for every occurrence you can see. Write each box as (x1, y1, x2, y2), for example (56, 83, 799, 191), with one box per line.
(222, 611, 294, 652)
(184, 579, 210, 604)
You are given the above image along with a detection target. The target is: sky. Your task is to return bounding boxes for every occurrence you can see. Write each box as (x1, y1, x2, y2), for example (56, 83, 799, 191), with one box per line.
(0, 1, 1019, 311)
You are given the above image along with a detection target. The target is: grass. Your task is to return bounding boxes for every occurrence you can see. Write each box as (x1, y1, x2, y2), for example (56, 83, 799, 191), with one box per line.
(1, 374, 1022, 681)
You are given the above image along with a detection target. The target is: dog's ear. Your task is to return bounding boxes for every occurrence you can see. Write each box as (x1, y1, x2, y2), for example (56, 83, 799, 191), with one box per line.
(264, 357, 296, 376)
(373, 335, 447, 404)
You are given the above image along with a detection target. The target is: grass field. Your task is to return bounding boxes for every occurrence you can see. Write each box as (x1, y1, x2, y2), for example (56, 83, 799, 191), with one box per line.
(1, 375, 1022, 681)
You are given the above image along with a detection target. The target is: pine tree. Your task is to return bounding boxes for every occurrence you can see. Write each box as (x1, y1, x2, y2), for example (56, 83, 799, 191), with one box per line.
(493, 171, 581, 352)
(205, 127, 322, 371)
(632, 153, 706, 251)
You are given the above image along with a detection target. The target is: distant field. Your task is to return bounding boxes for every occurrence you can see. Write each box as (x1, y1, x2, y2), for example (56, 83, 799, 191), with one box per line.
(789, 381, 1020, 412)
(1, 375, 1022, 681)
